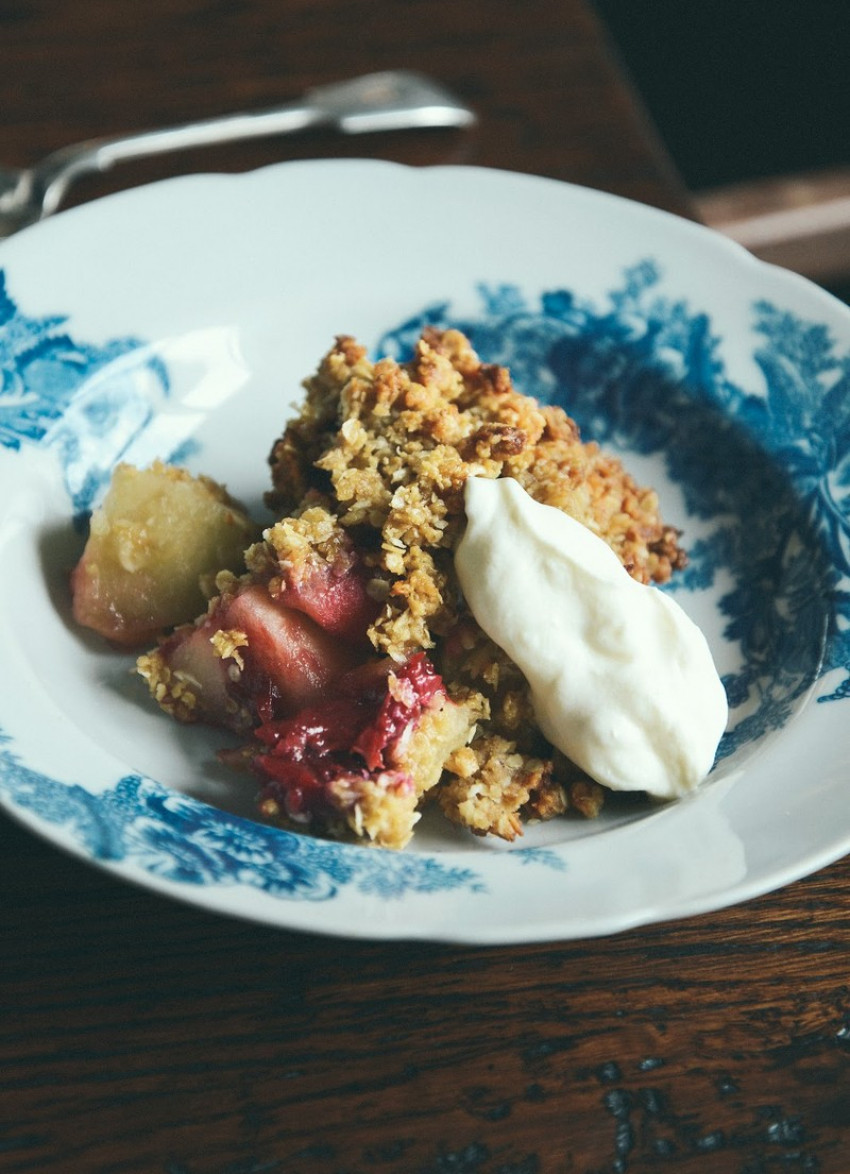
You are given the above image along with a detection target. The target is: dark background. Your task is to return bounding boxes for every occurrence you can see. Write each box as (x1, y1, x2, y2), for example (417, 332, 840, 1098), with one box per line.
(593, 0, 850, 300)
(593, 0, 850, 190)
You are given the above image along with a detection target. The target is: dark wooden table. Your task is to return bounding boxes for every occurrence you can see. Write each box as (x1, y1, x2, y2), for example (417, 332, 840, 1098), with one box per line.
(2, 3, 849, 1172)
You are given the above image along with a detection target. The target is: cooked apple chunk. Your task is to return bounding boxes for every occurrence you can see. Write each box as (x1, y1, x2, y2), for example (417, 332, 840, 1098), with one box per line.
(71, 461, 258, 646)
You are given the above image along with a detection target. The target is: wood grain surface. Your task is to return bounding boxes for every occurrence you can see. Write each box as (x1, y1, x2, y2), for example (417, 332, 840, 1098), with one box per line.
(1, 3, 849, 1173)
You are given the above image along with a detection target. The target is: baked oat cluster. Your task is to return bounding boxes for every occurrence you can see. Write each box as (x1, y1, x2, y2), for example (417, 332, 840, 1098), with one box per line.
(132, 328, 686, 849)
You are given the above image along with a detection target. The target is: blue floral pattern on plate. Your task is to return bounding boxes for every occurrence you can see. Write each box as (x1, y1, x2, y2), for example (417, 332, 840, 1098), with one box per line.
(0, 735, 483, 899)
(1, 251, 849, 910)
(0, 270, 169, 515)
(379, 266, 848, 749)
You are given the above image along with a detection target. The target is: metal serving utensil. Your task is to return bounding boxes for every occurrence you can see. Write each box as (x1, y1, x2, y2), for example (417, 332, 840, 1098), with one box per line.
(0, 70, 475, 237)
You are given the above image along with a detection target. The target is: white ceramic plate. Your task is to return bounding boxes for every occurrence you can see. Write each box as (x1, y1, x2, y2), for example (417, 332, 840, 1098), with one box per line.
(2, 160, 849, 943)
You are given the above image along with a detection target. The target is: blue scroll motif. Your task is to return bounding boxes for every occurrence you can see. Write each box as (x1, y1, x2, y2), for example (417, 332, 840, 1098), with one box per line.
(4, 260, 850, 900)
(0, 268, 170, 514)
(0, 734, 484, 899)
(378, 265, 850, 752)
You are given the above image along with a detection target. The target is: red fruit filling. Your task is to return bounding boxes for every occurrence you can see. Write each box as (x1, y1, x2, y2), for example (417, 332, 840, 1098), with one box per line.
(224, 585, 362, 724)
(270, 541, 380, 643)
(155, 582, 362, 729)
(252, 652, 446, 822)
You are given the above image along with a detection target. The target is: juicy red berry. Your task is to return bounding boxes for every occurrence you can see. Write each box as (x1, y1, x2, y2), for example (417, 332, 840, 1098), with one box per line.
(252, 652, 446, 821)
(272, 535, 381, 643)
(351, 653, 444, 770)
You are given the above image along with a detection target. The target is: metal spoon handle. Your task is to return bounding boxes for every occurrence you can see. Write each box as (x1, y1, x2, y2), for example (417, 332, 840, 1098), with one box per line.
(24, 71, 476, 220)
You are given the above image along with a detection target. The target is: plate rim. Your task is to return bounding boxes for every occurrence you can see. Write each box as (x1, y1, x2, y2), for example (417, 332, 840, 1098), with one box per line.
(2, 156, 849, 944)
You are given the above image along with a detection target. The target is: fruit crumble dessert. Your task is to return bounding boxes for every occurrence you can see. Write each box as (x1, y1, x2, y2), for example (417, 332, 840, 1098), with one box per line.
(72, 328, 696, 849)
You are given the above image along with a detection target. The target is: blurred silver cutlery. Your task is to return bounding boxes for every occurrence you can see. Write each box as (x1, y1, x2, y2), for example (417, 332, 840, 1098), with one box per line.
(0, 70, 475, 237)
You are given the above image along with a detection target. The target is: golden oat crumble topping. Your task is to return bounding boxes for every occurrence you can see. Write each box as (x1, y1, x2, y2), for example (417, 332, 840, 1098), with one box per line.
(252, 328, 685, 842)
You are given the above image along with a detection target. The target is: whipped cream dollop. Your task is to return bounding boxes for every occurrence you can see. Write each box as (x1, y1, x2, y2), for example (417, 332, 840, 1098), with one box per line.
(455, 477, 728, 799)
